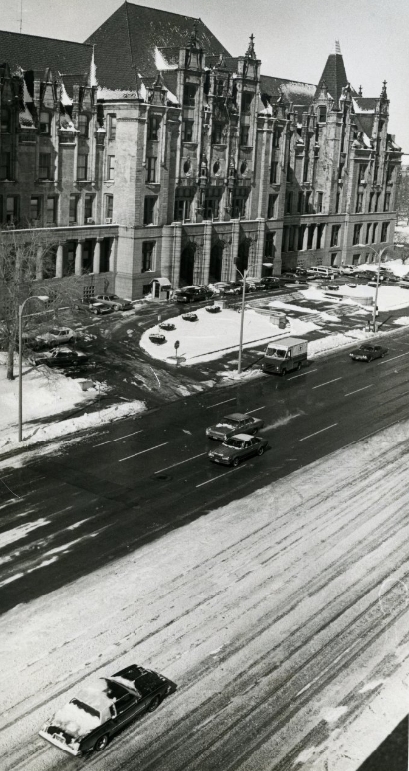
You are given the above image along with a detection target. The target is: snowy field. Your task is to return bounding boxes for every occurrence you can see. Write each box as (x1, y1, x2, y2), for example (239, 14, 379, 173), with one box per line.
(2, 419, 409, 770)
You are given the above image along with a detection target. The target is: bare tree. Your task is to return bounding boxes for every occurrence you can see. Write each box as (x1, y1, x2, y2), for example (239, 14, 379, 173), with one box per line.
(0, 230, 82, 380)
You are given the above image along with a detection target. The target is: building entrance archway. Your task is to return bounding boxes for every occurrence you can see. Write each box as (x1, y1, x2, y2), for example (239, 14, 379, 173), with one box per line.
(209, 242, 224, 283)
(179, 243, 195, 286)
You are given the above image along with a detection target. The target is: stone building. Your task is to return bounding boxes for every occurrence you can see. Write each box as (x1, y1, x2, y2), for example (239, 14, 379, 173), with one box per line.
(0, 3, 402, 300)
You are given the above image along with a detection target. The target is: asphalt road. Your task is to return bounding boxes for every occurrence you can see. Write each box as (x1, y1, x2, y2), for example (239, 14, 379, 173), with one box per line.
(1, 328, 409, 613)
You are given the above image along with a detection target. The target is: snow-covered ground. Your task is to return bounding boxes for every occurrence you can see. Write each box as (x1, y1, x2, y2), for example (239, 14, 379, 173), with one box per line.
(2, 419, 409, 771)
(0, 354, 145, 454)
(141, 281, 409, 367)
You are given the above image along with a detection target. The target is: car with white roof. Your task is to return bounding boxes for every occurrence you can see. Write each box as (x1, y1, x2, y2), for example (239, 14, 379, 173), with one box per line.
(39, 664, 176, 756)
(208, 433, 268, 466)
(206, 412, 264, 441)
(34, 327, 75, 347)
(94, 294, 133, 311)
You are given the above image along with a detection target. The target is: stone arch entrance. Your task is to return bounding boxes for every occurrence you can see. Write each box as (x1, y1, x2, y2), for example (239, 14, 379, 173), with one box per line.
(209, 241, 224, 283)
(179, 243, 196, 286)
(236, 238, 250, 278)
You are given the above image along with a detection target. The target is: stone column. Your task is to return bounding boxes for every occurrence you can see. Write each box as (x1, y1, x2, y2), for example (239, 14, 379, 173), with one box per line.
(201, 221, 213, 284)
(109, 237, 117, 273)
(229, 220, 241, 280)
(312, 225, 318, 251)
(93, 238, 102, 274)
(75, 241, 84, 276)
(302, 225, 309, 251)
(255, 218, 265, 277)
(56, 243, 64, 278)
(36, 247, 43, 280)
(171, 222, 183, 288)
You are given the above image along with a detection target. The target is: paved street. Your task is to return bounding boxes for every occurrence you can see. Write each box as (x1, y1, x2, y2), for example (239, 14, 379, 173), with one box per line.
(2, 364, 409, 770)
(1, 328, 409, 612)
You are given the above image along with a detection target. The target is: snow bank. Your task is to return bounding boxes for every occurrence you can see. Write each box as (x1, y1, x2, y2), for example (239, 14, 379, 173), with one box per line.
(0, 353, 145, 455)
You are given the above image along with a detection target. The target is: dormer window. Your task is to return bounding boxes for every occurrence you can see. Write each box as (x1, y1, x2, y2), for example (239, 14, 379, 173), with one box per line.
(40, 111, 51, 135)
(78, 114, 89, 138)
(318, 106, 327, 123)
(1, 106, 11, 133)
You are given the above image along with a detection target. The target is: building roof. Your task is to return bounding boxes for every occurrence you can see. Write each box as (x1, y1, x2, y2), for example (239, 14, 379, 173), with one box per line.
(260, 75, 316, 110)
(0, 29, 92, 81)
(86, 1, 231, 89)
(315, 49, 349, 108)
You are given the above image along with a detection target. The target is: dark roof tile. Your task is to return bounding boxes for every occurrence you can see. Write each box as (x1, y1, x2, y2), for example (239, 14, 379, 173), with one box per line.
(0, 29, 92, 80)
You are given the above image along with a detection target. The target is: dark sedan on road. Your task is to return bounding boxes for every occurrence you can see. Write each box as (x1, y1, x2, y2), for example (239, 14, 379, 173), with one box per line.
(208, 433, 268, 466)
(349, 344, 388, 362)
(39, 664, 177, 756)
(206, 412, 264, 441)
(32, 346, 89, 367)
(76, 298, 114, 315)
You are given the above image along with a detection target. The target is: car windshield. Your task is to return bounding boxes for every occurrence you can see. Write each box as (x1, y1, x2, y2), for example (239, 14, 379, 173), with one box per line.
(224, 438, 244, 449)
(266, 348, 286, 358)
(222, 418, 241, 427)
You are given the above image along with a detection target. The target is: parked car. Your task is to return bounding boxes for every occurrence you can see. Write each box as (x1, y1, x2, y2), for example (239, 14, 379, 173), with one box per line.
(295, 267, 309, 277)
(261, 276, 281, 289)
(399, 276, 409, 288)
(206, 412, 264, 441)
(39, 664, 177, 756)
(76, 298, 113, 315)
(182, 312, 198, 321)
(349, 344, 388, 362)
(174, 285, 213, 303)
(221, 282, 242, 295)
(280, 272, 300, 283)
(306, 266, 336, 279)
(208, 433, 268, 467)
(34, 327, 75, 347)
(159, 321, 176, 331)
(32, 346, 89, 367)
(339, 264, 356, 275)
(94, 294, 133, 311)
(205, 304, 222, 313)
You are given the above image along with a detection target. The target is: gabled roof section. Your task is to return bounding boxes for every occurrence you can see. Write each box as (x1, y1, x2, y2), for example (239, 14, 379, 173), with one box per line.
(86, 1, 231, 90)
(315, 44, 349, 108)
(260, 75, 316, 110)
(0, 29, 92, 81)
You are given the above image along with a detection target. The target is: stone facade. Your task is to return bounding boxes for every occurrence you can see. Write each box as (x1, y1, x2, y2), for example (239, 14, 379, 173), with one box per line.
(0, 8, 402, 300)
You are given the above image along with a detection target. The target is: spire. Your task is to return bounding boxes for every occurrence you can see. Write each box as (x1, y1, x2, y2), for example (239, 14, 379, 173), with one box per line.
(190, 20, 198, 47)
(335, 39, 341, 55)
(90, 44, 98, 88)
(358, 85, 362, 97)
(245, 33, 256, 59)
(380, 80, 388, 99)
(315, 45, 349, 108)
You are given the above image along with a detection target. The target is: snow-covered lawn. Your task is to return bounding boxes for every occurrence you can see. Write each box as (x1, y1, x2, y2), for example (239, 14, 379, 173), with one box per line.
(140, 282, 409, 368)
(0, 354, 145, 453)
(140, 307, 319, 365)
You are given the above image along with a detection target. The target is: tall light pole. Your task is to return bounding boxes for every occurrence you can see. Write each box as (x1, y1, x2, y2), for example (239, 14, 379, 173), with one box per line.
(357, 244, 392, 331)
(236, 266, 248, 375)
(18, 295, 49, 442)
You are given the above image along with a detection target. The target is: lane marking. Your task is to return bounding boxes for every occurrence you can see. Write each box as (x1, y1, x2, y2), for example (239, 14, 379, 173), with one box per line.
(345, 384, 374, 397)
(288, 368, 318, 380)
(299, 423, 338, 442)
(155, 452, 207, 474)
(93, 440, 112, 447)
(119, 442, 168, 462)
(113, 430, 143, 442)
(205, 398, 236, 409)
(378, 351, 409, 365)
(196, 467, 241, 487)
(247, 406, 266, 413)
(312, 377, 342, 390)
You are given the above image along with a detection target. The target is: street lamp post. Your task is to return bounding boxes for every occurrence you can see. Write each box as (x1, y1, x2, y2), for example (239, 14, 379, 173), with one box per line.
(18, 295, 49, 442)
(357, 244, 391, 331)
(236, 267, 248, 375)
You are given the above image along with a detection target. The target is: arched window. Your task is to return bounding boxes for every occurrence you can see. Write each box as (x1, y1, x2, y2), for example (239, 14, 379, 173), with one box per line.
(1, 106, 11, 133)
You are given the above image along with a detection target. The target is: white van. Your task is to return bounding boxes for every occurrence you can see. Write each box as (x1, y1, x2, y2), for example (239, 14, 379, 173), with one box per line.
(307, 266, 336, 279)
